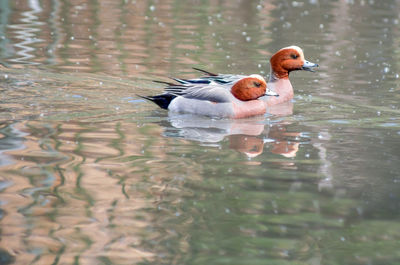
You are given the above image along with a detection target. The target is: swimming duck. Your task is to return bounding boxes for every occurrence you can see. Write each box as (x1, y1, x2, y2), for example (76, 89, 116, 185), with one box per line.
(141, 74, 278, 118)
(142, 46, 317, 118)
(266, 45, 318, 105)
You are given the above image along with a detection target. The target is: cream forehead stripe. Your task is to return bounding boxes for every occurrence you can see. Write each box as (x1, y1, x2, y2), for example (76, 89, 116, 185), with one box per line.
(279, 45, 305, 61)
(249, 74, 266, 83)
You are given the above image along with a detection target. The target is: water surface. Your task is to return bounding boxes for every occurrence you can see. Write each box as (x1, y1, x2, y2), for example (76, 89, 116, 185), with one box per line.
(1, 0, 400, 264)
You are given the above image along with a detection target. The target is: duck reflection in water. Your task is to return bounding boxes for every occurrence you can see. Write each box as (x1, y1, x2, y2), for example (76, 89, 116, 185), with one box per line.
(159, 100, 300, 158)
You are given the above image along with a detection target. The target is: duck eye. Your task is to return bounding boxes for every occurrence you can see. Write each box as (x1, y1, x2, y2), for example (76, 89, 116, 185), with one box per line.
(291, 54, 299, 59)
(253, 82, 261, 87)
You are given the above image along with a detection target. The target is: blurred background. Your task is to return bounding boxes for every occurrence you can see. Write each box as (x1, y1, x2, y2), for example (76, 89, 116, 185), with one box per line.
(0, 0, 400, 264)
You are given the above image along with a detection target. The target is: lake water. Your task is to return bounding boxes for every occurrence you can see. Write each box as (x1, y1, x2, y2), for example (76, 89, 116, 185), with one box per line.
(1, 0, 400, 264)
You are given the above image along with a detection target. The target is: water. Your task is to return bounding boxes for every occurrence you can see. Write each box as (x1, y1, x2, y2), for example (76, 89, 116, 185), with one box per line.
(1, 0, 400, 264)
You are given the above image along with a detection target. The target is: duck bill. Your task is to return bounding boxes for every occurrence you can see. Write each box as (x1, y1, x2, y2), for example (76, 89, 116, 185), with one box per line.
(264, 89, 279, 97)
(301, 60, 318, 72)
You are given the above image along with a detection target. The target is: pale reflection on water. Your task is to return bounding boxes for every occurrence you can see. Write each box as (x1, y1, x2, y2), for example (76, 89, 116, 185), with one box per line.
(164, 109, 301, 159)
(1, 0, 400, 264)
(0, 117, 315, 264)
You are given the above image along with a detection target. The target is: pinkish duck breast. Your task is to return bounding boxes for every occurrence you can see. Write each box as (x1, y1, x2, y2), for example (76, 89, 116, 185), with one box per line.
(141, 45, 318, 118)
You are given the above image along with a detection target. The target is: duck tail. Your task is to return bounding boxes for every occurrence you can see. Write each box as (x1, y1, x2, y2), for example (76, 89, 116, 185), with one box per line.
(192, 67, 218, 76)
(152, 80, 177, 86)
(137, 94, 176, 110)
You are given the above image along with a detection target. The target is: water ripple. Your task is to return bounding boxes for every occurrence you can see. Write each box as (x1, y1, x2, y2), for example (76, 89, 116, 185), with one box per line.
(7, 0, 44, 64)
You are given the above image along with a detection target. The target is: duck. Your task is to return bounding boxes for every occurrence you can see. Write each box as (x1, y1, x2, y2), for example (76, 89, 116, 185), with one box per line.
(265, 45, 318, 106)
(141, 74, 278, 118)
(141, 45, 317, 118)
